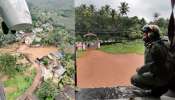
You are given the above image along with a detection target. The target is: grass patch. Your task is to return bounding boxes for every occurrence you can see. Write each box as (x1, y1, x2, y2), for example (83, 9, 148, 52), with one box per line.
(76, 50, 86, 58)
(4, 68, 36, 100)
(99, 40, 144, 54)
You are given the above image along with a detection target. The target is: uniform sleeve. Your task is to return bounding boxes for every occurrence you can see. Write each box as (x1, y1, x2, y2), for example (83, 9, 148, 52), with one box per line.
(151, 43, 167, 64)
(150, 43, 168, 74)
(137, 62, 153, 74)
(138, 43, 168, 75)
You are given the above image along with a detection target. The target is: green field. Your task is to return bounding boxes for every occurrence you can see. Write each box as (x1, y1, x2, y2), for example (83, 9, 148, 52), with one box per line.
(4, 68, 36, 100)
(99, 40, 144, 54)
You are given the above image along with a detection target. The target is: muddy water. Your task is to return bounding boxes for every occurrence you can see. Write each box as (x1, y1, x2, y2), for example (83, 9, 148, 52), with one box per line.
(77, 50, 144, 88)
(17, 45, 58, 59)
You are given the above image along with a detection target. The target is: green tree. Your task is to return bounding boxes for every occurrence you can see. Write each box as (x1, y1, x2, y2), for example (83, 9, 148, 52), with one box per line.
(156, 17, 168, 35)
(111, 9, 117, 21)
(89, 4, 95, 13)
(75, 4, 149, 41)
(139, 18, 147, 27)
(119, 2, 129, 16)
(104, 5, 111, 16)
(82, 4, 87, 10)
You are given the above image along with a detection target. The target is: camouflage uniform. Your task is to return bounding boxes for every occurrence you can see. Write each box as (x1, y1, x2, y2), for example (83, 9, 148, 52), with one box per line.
(131, 25, 171, 96)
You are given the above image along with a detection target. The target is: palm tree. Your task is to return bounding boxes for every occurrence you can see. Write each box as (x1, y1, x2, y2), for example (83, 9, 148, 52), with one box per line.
(111, 9, 117, 31)
(82, 4, 87, 10)
(99, 6, 105, 16)
(104, 5, 111, 15)
(111, 9, 116, 20)
(89, 4, 95, 13)
(80, 4, 91, 17)
(99, 5, 111, 16)
(118, 2, 129, 16)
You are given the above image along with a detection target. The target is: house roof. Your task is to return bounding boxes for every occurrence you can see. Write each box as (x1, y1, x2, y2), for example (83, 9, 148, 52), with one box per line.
(83, 32, 97, 37)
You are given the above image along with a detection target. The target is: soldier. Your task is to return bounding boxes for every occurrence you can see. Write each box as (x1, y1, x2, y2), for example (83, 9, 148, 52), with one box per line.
(131, 25, 172, 96)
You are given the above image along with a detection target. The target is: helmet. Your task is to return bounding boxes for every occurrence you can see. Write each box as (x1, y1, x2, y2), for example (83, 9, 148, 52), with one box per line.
(142, 24, 160, 41)
(142, 25, 160, 34)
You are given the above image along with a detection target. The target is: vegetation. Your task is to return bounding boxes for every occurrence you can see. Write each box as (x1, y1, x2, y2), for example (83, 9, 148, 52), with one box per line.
(29, 5, 75, 51)
(4, 69, 36, 100)
(0, 53, 35, 100)
(30, 1, 75, 99)
(76, 3, 169, 42)
(0, 53, 18, 77)
(58, 53, 75, 89)
(36, 79, 58, 100)
(119, 2, 130, 16)
(41, 28, 74, 47)
(34, 55, 75, 99)
(0, 0, 75, 99)
(99, 40, 144, 54)
(36, 53, 75, 99)
(42, 58, 49, 66)
(29, 3, 74, 31)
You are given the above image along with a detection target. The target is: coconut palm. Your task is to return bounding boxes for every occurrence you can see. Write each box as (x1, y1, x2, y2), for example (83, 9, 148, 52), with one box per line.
(111, 9, 116, 20)
(99, 6, 105, 16)
(104, 5, 110, 15)
(99, 5, 111, 16)
(118, 2, 129, 16)
(89, 4, 95, 13)
(111, 9, 117, 31)
(82, 4, 87, 10)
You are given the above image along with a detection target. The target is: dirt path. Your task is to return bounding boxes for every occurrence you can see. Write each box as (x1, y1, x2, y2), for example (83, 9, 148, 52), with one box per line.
(17, 45, 58, 59)
(77, 50, 144, 88)
(16, 45, 58, 99)
(0, 44, 58, 99)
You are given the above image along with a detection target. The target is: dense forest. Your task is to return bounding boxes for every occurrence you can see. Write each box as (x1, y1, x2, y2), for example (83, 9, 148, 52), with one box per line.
(76, 2, 169, 41)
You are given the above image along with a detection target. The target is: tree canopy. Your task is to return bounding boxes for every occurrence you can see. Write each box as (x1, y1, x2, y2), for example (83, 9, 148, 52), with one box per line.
(76, 3, 169, 41)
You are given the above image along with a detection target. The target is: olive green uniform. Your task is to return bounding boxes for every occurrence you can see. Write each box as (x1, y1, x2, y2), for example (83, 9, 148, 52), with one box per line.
(131, 40, 171, 90)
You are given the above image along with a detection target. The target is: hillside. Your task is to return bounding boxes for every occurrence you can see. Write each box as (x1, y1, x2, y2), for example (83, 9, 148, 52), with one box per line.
(26, 0, 74, 10)
(27, 0, 75, 30)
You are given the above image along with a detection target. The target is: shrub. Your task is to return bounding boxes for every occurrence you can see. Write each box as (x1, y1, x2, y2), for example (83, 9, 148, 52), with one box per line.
(15, 65, 27, 73)
(36, 79, 58, 100)
(42, 59, 49, 66)
(0, 53, 17, 77)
